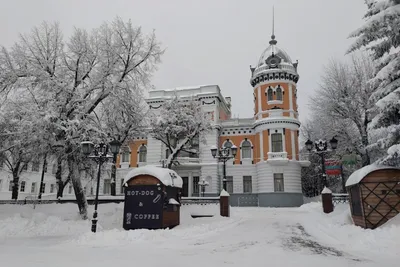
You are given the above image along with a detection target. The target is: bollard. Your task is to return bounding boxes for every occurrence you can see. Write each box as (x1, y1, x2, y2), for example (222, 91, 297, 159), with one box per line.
(219, 189, 230, 217)
(321, 186, 334, 214)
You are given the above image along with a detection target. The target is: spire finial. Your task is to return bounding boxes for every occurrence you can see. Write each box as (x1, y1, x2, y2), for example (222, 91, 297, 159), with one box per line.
(269, 7, 277, 45)
(272, 5, 275, 36)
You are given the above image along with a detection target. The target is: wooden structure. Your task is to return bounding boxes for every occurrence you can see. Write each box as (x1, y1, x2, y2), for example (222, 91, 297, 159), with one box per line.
(346, 164, 400, 229)
(122, 166, 183, 230)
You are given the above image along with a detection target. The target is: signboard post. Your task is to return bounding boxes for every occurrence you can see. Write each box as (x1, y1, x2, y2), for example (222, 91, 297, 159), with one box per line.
(123, 185, 163, 230)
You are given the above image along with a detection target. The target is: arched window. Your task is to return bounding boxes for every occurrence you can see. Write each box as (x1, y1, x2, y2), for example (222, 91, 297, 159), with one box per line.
(241, 140, 252, 159)
(138, 145, 147, 162)
(267, 88, 273, 101)
(276, 87, 283, 101)
(224, 140, 233, 149)
(120, 146, 130, 163)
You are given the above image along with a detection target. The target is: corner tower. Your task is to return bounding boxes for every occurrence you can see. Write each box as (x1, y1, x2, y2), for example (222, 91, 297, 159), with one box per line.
(250, 33, 300, 162)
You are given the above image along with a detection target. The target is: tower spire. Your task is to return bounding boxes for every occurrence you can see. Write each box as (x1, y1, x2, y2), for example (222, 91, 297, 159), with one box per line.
(269, 6, 277, 45)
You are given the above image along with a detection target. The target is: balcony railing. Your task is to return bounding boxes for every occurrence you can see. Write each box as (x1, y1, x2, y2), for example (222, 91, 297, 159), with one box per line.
(176, 157, 201, 164)
(267, 152, 288, 160)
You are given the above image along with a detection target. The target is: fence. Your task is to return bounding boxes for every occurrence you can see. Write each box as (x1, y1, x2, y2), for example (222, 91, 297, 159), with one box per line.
(332, 193, 349, 205)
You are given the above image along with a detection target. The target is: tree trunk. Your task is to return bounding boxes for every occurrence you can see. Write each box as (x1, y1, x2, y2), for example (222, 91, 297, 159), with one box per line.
(67, 154, 88, 219)
(56, 157, 64, 198)
(11, 169, 20, 200)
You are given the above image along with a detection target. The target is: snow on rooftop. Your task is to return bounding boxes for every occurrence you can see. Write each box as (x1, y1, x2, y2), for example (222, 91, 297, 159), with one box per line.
(219, 189, 230, 197)
(345, 164, 400, 187)
(124, 165, 183, 188)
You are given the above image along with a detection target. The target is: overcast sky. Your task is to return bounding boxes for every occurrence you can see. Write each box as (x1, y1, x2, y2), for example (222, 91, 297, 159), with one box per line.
(0, 0, 367, 122)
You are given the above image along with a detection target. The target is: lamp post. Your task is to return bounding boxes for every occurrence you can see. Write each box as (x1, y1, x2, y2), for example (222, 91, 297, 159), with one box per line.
(80, 140, 121, 233)
(198, 178, 209, 197)
(109, 139, 122, 196)
(210, 144, 238, 191)
(305, 137, 338, 188)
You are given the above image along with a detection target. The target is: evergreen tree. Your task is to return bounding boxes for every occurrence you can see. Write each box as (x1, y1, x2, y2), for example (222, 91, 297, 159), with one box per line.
(348, 0, 400, 166)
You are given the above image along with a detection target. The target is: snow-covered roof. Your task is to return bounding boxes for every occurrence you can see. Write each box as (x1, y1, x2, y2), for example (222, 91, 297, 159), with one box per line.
(124, 165, 183, 188)
(345, 164, 400, 187)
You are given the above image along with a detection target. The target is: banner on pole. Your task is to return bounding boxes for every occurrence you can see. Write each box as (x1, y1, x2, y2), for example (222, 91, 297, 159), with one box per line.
(325, 159, 342, 175)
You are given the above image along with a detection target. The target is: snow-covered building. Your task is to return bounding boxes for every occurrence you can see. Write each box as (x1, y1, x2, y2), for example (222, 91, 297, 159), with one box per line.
(116, 33, 309, 207)
(0, 33, 309, 206)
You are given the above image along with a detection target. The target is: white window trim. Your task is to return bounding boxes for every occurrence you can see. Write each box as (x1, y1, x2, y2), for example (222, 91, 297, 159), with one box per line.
(269, 130, 285, 152)
(240, 139, 253, 161)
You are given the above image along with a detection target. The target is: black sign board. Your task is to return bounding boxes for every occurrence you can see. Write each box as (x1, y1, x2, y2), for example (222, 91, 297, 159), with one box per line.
(123, 185, 163, 230)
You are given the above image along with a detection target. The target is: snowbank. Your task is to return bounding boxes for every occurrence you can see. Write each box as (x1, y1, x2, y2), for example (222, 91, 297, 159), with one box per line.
(298, 203, 400, 259)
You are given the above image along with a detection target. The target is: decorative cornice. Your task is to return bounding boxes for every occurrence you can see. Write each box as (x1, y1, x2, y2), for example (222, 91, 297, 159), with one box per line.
(250, 71, 299, 87)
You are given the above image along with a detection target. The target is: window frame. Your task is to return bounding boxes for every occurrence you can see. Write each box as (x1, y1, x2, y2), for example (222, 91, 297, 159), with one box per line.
(241, 140, 252, 159)
(274, 173, 284, 192)
(226, 176, 234, 194)
(243, 176, 252, 193)
(138, 145, 147, 163)
(271, 133, 283, 152)
(20, 181, 26, 192)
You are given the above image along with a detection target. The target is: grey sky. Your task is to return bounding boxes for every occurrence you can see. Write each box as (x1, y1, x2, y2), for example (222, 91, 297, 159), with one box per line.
(0, 0, 366, 121)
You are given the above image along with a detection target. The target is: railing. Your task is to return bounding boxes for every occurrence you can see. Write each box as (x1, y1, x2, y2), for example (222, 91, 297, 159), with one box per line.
(267, 152, 288, 160)
(332, 193, 349, 205)
(181, 197, 219, 205)
(176, 157, 201, 164)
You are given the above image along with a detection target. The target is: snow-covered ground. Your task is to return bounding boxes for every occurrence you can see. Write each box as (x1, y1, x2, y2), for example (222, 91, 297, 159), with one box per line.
(0, 202, 398, 267)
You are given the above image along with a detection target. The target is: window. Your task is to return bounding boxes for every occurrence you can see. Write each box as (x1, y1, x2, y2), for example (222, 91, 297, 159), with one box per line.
(274, 173, 284, 192)
(226, 176, 233, 194)
(138, 145, 147, 162)
(52, 163, 57, 174)
(193, 176, 199, 196)
(120, 179, 125, 194)
(9, 181, 13, 191)
(50, 184, 55, 193)
(31, 182, 37, 193)
(243, 176, 252, 193)
(350, 185, 362, 216)
(120, 146, 130, 163)
(103, 179, 111, 194)
(0, 158, 3, 169)
(276, 87, 283, 101)
(20, 181, 26, 192)
(224, 140, 233, 149)
(32, 161, 40, 172)
(241, 140, 252, 159)
(267, 88, 273, 101)
(68, 185, 72, 194)
(90, 187, 94, 195)
(271, 133, 283, 152)
(40, 183, 46, 194)
(0, 180, 2, 190)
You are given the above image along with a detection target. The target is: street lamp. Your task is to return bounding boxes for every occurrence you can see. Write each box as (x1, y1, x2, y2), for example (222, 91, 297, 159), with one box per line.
(210, 144, 238, 191)
(80, 141, 116, 233)
(109, 139, 122, 196)
(305, 137, 338, 188)
(198, 178, 209, 197)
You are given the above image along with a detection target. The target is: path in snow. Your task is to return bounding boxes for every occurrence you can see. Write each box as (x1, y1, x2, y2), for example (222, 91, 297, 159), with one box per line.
(0, 203, 397, 267)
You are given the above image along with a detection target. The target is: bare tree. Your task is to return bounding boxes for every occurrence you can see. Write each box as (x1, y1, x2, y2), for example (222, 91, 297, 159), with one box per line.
(0, 18, 163, 218)
(310, 53, 375, 166)
(149, 95, 211, 169)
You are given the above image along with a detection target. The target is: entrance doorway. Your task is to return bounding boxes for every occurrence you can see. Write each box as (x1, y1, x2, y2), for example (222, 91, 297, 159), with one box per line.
(181, 177, 189, 197)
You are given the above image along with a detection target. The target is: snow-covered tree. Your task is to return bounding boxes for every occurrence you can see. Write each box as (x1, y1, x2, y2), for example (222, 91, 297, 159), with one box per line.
(0, 18, 163, 218)
(310, 53, 375, 166)
(149, 95, 212, 169)
(348, 0, 400, 166)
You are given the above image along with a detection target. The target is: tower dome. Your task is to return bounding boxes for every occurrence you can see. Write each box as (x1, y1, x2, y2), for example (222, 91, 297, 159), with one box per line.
(257, 36, 293, 67)
(250, 34, 299, 87)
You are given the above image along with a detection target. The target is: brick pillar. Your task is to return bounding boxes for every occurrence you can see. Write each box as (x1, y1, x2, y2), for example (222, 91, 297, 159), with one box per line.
(321, 186, 334, 214)
(219, 189, 230, 217)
